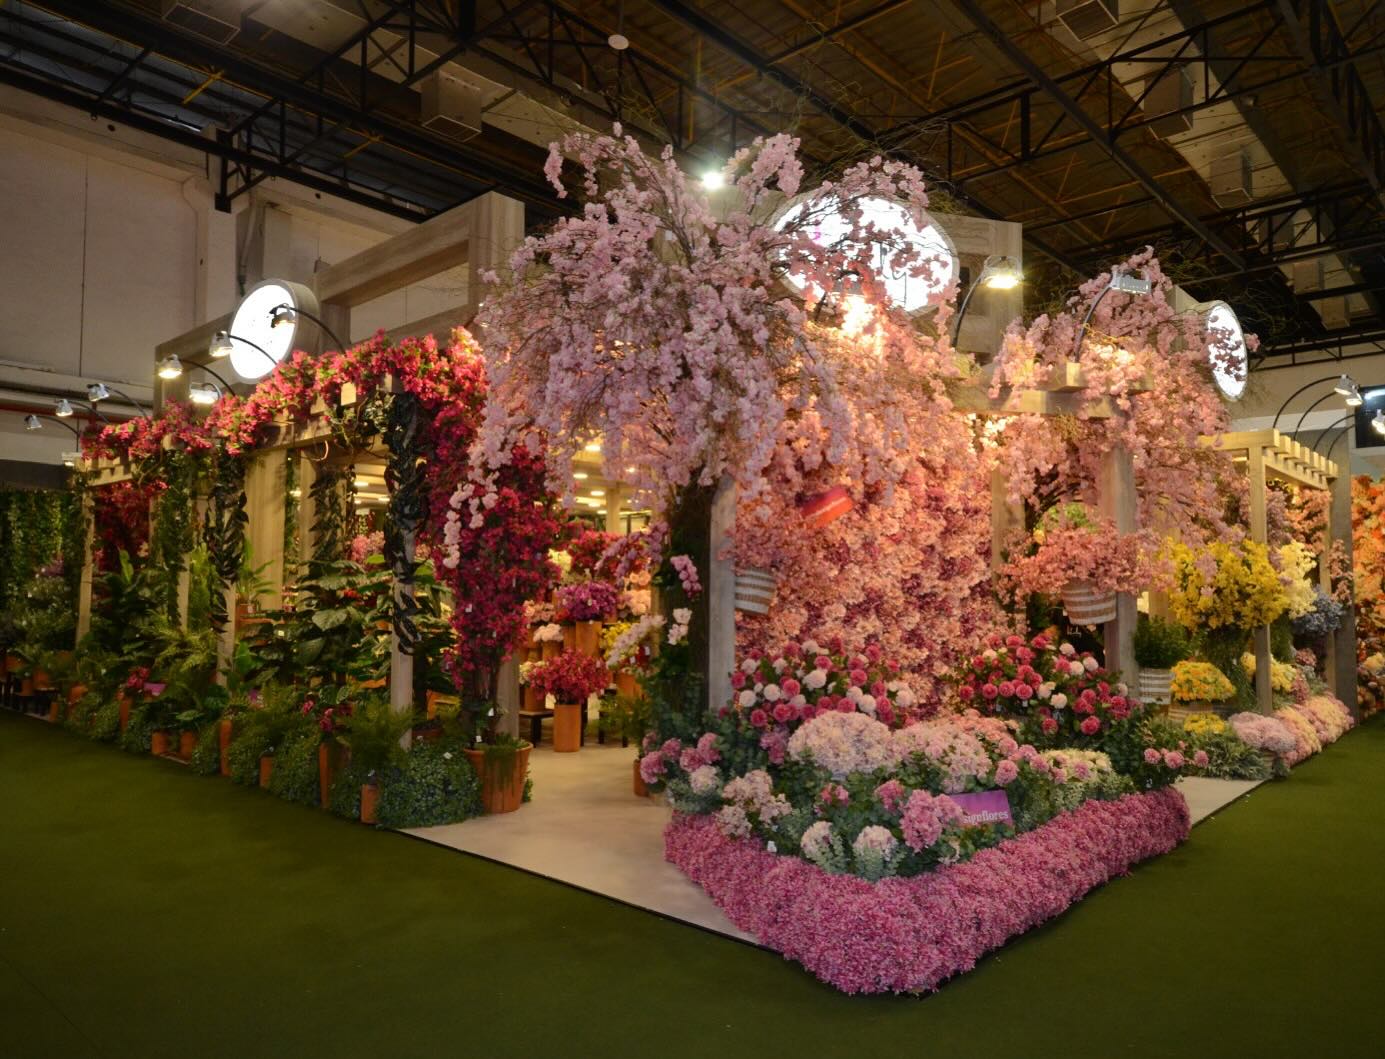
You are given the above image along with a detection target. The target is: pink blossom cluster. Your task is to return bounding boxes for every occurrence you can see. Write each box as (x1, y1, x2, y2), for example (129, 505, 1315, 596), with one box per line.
(898, 790, 966, 852)
(552, 580, 621, 622)
(893, 724, 996, 794)
(1001, 517, 1167, 599)
(664, 787, 1190, 993)
(786, 712, 895, 779)
(670, 554, 702, 599)
(1228, 695, 1353, 767)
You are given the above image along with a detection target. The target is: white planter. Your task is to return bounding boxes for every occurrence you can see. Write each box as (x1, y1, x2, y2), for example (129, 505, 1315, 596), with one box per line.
(1138, 668, 1174, 704)
(1061, 580, 1117, 626)
(734, 568, 777, 615)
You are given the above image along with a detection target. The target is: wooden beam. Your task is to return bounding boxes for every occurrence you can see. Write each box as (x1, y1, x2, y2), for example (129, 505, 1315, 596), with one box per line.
(382, 303, 476, 344)
(155, 313, 231, 362)
(313, 202, 473, 308)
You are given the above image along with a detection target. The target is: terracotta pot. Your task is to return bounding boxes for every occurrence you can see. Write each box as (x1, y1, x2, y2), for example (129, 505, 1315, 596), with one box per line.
(18, 677, 34, 696)
(68, 684, 86, 705)
(178, 730, 197, 761)
(561, 624, 577, 652)
(219, 718, 234, 777)
(360, 782, 379, 825)
(259, 755, 274, 789)
(553, 702, 583, 752)
(151, 731, 171, 757)
(318, 742, 335, 809)
(234, 601, 254, 628)
(523, 683, 544, 710)
(1061, 581, 1118, 626)
(33, 668, 52, 691)
(4, 654, 21, 674)
(541, 640, 561, 662)
(463, 744, 531, 815)
(615, 670, 640, 699)
(574, 620, 602, 658)
(118, 693, 131, 734)
(633, 758, 648, 798)
(798, 484, 854, 528)
(1138, 668, 1174, 704)
(47, 700, 62, 724)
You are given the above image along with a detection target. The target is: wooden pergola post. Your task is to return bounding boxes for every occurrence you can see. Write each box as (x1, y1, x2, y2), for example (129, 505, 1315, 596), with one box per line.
(1246, 442, 1274, 712)
(706, 475, 738, 719)
(75, 490, 95, 641)
(1097, 442, 1139, 680)
(1329, 468, 1357, 712)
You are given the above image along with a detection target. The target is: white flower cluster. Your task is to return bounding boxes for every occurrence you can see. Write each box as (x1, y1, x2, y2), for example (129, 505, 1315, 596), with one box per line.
(603, 613, 665, 668)
(667, 607, 693, 646)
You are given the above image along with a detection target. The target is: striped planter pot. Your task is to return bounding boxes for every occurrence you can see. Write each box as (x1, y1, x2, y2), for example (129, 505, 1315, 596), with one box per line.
(1137, 668, 1174, 704)
(734, 568, 777, 615)
(1060, 581, 1117, 627)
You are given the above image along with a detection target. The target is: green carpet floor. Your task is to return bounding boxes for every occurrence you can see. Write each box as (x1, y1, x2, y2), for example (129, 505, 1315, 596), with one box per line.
(2, 710, 1383, 1059)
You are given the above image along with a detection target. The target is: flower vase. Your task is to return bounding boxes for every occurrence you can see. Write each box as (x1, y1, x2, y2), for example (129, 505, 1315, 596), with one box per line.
(3, 654, 20, 674)
(553, 702, 583, 752)
(541, 640, 561, 662)
(117, 692, 131, 733)
(1138, 669, 1174, 705)
(734, 568, 776, 614)
(574, 620, 602, 657)
(46, 700, 61, 724)
(258, 754, 274, 789)
(360, 782, 379, 825)
(151, 731, 171, 757)
(615, 670, 640, 699)
(219, 718, 233, 777)
(561, 624, 577, 652)
(33, 668, 52, 691)
(523, 683, 544, 710)
(1060, 581, 1118, 626)
(318, 742, 336, 810)
(463, 744, 531, 814)
(68, 684, 86, 706)
(18, 677, 34, 696)
(633, 759, 648, 798)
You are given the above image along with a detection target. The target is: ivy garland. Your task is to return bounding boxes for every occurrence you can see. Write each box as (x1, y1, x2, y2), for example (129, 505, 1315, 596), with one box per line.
(205, 448, 248, 632)
(385, 390, 425, 655)
(148, 451, 198, 621)
(309, 465, 351, 568)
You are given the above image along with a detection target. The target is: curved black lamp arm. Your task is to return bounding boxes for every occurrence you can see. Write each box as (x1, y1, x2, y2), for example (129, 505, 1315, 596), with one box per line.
(1073, 285, 1114, 357)
(1294, 391, 1339, 437)
(1271, 374, 1341, 432)
(1323, 414, 1357, 461)
(29, 413, 83, 439)
(195, 363, 235, 392)
(223, 332, 281, 372)
(951, 275, 984, 345)
(91, 384, 150, 419)
(80, 400, 110, 425)
(271, 304, 348, 355)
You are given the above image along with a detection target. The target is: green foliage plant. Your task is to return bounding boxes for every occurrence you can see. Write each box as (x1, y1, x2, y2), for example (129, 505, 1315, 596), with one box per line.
(375, 742, 483, 827)
(1133, 615, 1191, 670)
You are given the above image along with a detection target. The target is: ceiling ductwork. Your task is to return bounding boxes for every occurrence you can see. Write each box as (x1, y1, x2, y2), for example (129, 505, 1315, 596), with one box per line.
(159, 0, 240, 45)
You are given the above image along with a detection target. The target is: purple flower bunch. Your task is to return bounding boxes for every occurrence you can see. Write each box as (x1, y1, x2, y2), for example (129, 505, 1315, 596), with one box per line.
(553, 579, 621, 622)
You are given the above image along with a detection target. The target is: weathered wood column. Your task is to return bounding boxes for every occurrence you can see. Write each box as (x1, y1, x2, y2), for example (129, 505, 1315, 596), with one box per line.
(1247, 442, 1274, 712)
(1097, 442, 1139, 680)
(706, 475, 738, 718)
(244, 450, 287, 611)
(1329, 468, 1358, 713)
(75, 491, 95, 640)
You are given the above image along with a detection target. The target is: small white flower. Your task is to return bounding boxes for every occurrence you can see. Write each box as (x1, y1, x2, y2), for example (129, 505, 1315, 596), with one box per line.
(1037, 681, 1055, 699)
(1083, 656, 1099, 672)
(858, 694, 877, 716)
(673, 607, 692, 625)
(982, 649, 998, 661)
(443, 752, 452, 760)
(738, 689, 756, 708)
(741, 658, 758, 674)
(1060, 643, 1077, 657)
(772, 657, 787, 672)
(762, 683, 781, 701)
(804, 668, 828, 690)
(801, 640, 820, 655)
(1051, 693, 1068, 709)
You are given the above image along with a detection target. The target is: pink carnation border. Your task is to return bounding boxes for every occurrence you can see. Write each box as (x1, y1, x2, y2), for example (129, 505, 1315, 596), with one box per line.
(665, 787, 1190, 994)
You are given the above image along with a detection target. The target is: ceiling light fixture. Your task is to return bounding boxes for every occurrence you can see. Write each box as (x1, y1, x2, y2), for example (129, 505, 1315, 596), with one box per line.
(54, 399, 74, 417)
(1073, 266, 1151, 355)
(24, 414, 40, 431)
(86, 381, 150, 419)
(189, 382, 221, 407)
(157, 354, 183, 380)
(701, 169, 725, 191)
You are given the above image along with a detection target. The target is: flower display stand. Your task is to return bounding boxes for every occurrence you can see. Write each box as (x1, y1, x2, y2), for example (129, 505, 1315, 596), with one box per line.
(177, 730, 197, 760)
(553, 702, 583, 752)
(574, 620, 601, 658)
(1061, 581, 1117, 626)
(151, 731, 171, 757)
(541, 640, 561, 662)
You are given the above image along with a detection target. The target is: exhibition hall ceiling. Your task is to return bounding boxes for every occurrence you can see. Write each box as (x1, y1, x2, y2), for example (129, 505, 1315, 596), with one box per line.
(2, 0, 1383, 367)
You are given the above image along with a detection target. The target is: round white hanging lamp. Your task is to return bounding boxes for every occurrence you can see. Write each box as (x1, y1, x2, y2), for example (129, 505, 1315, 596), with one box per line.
(1199, 300, 1248, 401)
(774, 194, 958, 315)
(227, 279, 320, 381)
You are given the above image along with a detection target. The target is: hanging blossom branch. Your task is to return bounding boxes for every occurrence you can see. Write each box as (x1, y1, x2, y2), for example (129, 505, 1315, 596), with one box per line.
(988, 249, 1248, 544)
(467, 126, 962, 521)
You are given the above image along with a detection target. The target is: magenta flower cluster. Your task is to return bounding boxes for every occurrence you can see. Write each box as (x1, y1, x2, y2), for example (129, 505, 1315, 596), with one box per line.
(553, 579, 621, 622)
(666, 787, 1189, 994)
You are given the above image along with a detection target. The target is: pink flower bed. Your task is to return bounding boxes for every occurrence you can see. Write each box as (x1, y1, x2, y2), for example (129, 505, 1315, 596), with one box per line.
(665, 787, 1189, 994)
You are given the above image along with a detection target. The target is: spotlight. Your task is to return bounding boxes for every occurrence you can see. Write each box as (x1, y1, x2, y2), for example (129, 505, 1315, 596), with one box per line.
(270, 306, 295, 329)
(1346, 385, 1364, 408)
(87, 382, 111, 402)
(24, 414, 41, 431)
(189, 382, 220, 406)
(1374, 410, 1385, 436)
(209, 331, 235, 359)
(157, 354, 184, 380)
(608, 32, 629, 50)
(981, 255, 1022, 290)
(54, 399, 74, 418)
(701, 169, 725, 191)
(1333, 374, 1356, 397)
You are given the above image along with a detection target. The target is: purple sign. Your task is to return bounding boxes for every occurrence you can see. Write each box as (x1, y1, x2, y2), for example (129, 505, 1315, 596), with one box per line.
(950, 790, 1013, 828)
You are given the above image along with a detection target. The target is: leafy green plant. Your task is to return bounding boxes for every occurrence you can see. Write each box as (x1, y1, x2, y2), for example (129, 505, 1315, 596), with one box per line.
(188, 721, 223, 776)
(267, 728, 323, 806)
(596, 692, 651, 745)
(88, 698, 121, 742)
(1133, 615, 1191, 670)
(336, 696, 413, 780)
(375, 742, 483, 827)
(225, 683, 316, 785)
(118, 702, 157, 754)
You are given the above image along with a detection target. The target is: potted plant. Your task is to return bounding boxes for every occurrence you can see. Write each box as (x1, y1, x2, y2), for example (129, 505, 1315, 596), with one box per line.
(553, 581, 621, 657)
(335, 696, 412, 825)
(1133, 615, 1190, 705)
(597, 691, 653, 795)
(1170, 660, 1237, 711)
(1003, 503, 1156, 628)
(527, 651, 610, 752)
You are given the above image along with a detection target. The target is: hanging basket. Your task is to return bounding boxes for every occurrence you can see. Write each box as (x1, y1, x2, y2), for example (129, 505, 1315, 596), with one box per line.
(734, 568, 777, 615)
(1061, 581, 1117, 626)
(1137, 668, 1174, 705)
(798, 485, 854, 529)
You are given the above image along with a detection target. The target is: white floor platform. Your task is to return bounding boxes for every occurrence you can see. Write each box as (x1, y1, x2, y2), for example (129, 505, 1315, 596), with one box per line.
(407, 742, 753, 941)
(407, 744, 1264, 940)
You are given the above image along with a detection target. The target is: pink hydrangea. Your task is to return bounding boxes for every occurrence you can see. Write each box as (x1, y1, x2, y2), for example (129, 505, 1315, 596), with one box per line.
(900, 790, 965, 852)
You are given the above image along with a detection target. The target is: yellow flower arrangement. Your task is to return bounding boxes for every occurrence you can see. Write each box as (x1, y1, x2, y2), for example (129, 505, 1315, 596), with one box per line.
(1241, 653, 1297, 694)
(1171, 660, 1236, 703)
(1278, 540, 1317, 620)
(1167, 539, 1288, 631)
(1183, 711, 1228, 737)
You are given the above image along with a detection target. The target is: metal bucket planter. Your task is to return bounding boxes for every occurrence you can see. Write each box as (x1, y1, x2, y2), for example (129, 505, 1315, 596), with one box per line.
(1138, 668, 1174, 704)
(1061, 581, 1117, 626)
(734, 568, 777, 615)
